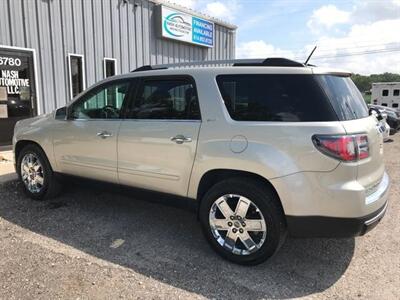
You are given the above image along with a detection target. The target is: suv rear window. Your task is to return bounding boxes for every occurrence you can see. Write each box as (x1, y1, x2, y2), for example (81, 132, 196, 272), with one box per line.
(216, 74, 338, 122)
(315, 75, 369, 120)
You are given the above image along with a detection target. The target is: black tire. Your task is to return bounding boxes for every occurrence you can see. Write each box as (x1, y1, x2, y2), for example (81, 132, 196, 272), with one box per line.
(17, 144, 62, 200)
(199, 177, 287, 265)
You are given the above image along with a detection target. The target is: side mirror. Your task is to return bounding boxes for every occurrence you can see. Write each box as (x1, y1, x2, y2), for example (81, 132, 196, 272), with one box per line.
(55, 106, 67, 120)
(369, 107, 383, 121)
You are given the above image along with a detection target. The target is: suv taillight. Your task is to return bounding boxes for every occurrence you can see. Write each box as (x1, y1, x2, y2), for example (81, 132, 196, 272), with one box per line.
(312, 134, 369, 162)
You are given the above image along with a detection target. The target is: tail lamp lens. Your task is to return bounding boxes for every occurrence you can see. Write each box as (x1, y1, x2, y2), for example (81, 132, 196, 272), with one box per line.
(312, 134, 369, 162)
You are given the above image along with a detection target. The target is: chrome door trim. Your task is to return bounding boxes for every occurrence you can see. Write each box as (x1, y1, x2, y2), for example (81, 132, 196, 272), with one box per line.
(59, 160, 116, 172)
(118, 167, 180, 181)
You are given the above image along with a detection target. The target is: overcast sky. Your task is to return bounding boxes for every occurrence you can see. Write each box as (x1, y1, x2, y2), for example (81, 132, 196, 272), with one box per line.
(166, 0, 400, 75)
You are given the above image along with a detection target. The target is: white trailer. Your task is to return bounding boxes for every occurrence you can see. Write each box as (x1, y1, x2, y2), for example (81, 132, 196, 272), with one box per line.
(371, 82, 400, 109)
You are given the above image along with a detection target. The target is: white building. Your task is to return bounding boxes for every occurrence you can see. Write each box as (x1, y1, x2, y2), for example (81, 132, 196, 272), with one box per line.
(371, 82, 400, 109)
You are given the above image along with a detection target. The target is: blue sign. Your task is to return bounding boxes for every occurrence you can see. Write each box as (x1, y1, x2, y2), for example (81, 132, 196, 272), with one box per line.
(192, 17, 214, 47)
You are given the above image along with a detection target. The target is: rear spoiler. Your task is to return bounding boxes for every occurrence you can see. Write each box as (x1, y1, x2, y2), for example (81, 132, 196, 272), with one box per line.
(311, 67, 352, 77)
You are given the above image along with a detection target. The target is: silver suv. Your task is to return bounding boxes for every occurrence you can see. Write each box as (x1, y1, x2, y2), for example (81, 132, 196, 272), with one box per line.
(13, 58, 390, 265)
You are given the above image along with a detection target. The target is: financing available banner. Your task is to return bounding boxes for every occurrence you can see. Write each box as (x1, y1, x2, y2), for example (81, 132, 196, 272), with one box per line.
(161, 5, 214, 48)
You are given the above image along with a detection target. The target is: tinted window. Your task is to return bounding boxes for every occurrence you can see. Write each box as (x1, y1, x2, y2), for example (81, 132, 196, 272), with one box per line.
(382, 89, 389, 96)
(316, 75, 369, 120)
(127, 79, 200, 120)
(394, 89, 399, 96)
(216, 74, 337, 122)
(70, 81, 130, 119)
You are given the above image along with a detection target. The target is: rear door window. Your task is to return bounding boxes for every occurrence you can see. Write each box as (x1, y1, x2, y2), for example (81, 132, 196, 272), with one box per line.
(126, 78, 200, 120)
(216, 74, 338, 122)
(316, 75, 369, 120)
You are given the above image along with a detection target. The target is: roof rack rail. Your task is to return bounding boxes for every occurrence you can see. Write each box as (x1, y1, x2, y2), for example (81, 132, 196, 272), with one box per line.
(131, 58, 306, 72)
(233, 58, 304, 67)
(132, 65, 168, 72)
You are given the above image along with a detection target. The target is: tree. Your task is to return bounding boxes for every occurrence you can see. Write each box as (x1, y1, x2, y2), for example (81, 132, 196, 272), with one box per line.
(352, 73, 400, 93)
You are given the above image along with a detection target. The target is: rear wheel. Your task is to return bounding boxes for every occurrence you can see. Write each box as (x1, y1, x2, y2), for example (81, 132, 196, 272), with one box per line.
(17, 144, 61, 200)
(199, 178, 286, 265)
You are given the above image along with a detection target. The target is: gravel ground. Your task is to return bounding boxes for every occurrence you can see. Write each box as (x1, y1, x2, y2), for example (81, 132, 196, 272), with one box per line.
(0, 136, 399, 300)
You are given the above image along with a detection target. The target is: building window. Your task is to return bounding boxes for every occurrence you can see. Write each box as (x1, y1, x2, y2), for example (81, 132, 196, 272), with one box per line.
(382, 89, 388, 96)
(68, 54, 85, 99)
(104, 58, 117, 78)
(382, 103, 387, 106)
(394, 89, 400, 96)
(393, 103, 399, 108)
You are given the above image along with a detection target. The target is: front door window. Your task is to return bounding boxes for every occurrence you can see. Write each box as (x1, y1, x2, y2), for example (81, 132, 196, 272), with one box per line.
(69, 81, 130, 120)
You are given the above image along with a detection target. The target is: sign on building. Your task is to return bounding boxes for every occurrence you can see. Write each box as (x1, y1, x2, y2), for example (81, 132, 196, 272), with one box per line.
(159, 5, 214, 48)
(0, 47, 37, 145)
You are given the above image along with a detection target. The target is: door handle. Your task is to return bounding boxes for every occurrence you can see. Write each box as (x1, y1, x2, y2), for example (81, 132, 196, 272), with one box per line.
(97, 131, 113, 139)
(171, 135, 192, 144)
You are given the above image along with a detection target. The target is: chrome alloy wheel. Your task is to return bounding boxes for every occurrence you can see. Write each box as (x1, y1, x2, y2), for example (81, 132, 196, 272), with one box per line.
(20, 153, 45, 193)
(209, 194, 267, 256)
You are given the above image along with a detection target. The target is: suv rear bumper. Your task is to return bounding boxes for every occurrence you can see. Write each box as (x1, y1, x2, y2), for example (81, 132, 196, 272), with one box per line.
(278, 171, 390, 238)
(286, 200, 388, 237)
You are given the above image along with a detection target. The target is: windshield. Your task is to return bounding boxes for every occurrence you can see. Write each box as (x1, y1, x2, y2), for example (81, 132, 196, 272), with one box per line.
(316, 75, 369, 121)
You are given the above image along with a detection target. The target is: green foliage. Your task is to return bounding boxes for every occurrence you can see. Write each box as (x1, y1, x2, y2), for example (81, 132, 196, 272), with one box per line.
(351, 73, 400, 93)
(363, 93, 371, 104)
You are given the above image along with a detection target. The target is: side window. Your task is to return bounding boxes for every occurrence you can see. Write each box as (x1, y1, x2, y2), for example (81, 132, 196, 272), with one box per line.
(70, 81, 130, 119)
(216, 74, 337, 122)
(382, 89, 389, 97)
(127, 78, 200, 120)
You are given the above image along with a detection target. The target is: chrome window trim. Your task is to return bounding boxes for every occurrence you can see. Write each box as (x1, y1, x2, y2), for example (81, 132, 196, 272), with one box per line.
(66, 118, 122, 122)
(66, 119, 201, 122)
(121, 119, 202, 123)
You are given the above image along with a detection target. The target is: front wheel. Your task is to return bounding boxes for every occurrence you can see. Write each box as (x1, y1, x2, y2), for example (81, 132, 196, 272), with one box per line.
(17, 144, 61, 200)
(199, 178, 287, 265)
